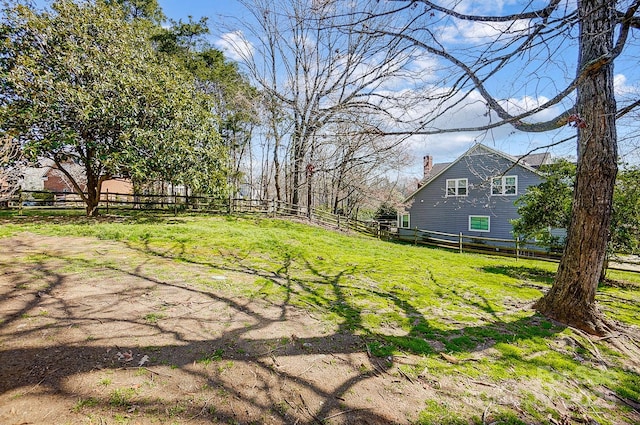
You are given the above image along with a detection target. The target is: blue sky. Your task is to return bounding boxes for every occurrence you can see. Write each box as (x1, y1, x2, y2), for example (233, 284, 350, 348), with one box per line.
(157, 0, 244, 24)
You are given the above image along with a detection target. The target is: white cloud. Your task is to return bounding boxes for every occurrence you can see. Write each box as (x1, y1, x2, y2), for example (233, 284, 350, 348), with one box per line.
(440, 0, 529, 16)
(438, 19, 531, 45)
(614, 73, 639, 97)
(214, 31, 254, 62)
(382, 86, 575, 177)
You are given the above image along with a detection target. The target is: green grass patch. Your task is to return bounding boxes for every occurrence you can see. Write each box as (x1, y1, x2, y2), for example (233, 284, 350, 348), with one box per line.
(143, 313, 165, 324)
(72, 397, 100, 412)
(108, 387, 137, 407)
(417, 400, 467, 425)
(197, 348, 225, 365)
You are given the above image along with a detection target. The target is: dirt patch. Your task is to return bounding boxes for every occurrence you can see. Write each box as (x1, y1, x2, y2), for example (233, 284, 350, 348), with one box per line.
(0, 234, 436, 424)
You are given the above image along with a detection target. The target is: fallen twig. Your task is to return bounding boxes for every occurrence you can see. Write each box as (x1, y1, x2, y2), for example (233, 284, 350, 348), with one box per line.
(482, 403, 492, 425)
(472, 380, 496, 388)
(440, 352, 459, 364)
(299, 394, 323, 424)
(322, 408, 369, 421)
(297, 358, 318, 377)
(603, 386, 640, 412)
(189, 397, 215, 420)
(397, 367, 415, 384)
(139, 366, 171, 377)
(21, 375, 48, 396)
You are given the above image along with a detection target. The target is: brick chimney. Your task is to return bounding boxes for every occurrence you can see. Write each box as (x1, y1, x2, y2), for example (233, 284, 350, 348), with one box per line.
(423, 155, 433, 178)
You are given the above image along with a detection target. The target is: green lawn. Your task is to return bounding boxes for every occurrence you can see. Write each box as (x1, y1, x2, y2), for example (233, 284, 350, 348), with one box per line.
(2, 212, 639, 424)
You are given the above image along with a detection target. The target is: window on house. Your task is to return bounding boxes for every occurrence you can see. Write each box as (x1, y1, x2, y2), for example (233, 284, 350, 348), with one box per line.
(492, 175, 517, 196)
(446, 178, 468, 196)
(399, 213, 410, 228)
(469, 215, 490, 232)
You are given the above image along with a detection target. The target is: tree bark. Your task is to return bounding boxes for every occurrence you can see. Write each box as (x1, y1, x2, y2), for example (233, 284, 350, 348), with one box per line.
(534, 0, 618, 335)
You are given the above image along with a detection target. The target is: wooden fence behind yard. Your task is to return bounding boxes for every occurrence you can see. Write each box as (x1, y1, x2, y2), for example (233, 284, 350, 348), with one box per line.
(8, 190, 639, 272)
(390, 226, 639, 273)
(393, 227, 563, 261)
(9, 190, 381, 237)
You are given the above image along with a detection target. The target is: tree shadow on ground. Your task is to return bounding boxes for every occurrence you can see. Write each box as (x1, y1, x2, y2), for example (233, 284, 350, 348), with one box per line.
(3, 236, 638, 424)
(481, 264, 556, 286)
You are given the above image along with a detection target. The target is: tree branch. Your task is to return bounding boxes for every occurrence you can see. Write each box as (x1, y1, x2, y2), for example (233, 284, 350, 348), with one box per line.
(406, 0, 563, 22)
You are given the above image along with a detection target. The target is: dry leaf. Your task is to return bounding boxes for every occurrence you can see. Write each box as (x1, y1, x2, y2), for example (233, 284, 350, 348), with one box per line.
(440, 353, 459, 364)
(116, 350, 134, 362)
(138, 355, 150, 367)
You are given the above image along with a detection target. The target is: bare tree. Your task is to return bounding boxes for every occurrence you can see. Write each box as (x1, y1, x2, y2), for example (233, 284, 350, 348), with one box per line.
(225, 0, 420, 210)
(310, 119, 411, 215)
(353, 0, 640, 334)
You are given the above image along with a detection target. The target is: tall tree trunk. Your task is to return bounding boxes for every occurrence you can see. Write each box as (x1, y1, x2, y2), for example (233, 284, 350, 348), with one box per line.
(84, 168, 105, 217)
(292, 143, 302, 208)
(291, 128, 306, 209)
(534, 0, 618, 335)
(273, 134, 282, 202)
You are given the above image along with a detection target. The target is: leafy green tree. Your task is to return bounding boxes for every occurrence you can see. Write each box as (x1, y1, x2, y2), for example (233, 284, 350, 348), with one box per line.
(611, 166, 640, 254)
(152, 18, 258, 197)
(374, 202, 398, 221)
(514, 161, 640, 255)
(512, 159, 575, 246)
(106, 0, 164, 22)
(151, 16, 209, 54)
(0, 0, 224, 215)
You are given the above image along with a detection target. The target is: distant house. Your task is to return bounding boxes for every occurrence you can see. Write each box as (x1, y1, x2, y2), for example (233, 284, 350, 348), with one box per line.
(400, 143, 552, 240)
(20, 160, 86, 193)
(20, 160, 133, 197)
(19, 160, 190, 200)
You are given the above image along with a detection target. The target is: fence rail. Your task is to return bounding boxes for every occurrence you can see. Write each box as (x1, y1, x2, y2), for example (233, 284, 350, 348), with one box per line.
(8, 190, 380, 237)
(6, 190, 638, 273)
(391, 226, 640, 273)
(393, 226, 559, 259)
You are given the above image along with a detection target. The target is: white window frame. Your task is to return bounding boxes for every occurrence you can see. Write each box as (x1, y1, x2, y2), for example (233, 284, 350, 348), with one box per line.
(446, 178, 468, 197)
(469, 215, 490, 232)
(399, 213, 410, 228)
(491, 175, 518, 196)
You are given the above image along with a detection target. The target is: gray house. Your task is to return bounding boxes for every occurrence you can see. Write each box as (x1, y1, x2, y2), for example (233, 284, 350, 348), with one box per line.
(400, 143, 551, 240)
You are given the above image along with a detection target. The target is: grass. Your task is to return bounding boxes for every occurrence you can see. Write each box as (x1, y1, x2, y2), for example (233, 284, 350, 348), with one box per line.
(197, 348, 225, 365)
(108, 387, 137, 407)
(72, 397, 100, 412)
(2, 212, 639, 424)
(143, 312, 165, 324)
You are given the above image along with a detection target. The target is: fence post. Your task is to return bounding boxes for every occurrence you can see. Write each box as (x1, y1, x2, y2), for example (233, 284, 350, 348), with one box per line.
(459, 232, 463, 254)
(414, 227, 418, 245)
(515, 238, 520, 261)
(106, 189, 109, 215)
(173, 189, 177, 216)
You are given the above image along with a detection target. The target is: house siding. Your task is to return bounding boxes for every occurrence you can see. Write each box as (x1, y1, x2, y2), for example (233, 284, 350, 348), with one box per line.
(405, 146, 543, 240)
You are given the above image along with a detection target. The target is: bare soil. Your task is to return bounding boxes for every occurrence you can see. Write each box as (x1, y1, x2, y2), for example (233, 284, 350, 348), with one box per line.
(1, 233, 639, 425)
(0, 234, 437, 424)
